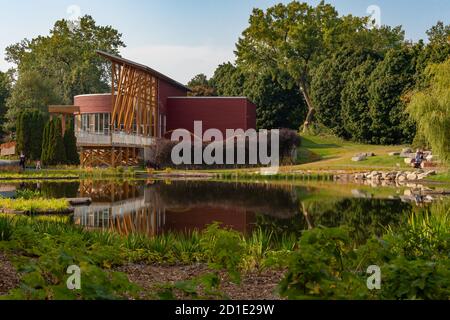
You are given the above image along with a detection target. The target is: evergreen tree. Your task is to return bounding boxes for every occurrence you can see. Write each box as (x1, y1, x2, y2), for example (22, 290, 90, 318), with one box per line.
(16, 109, 46, 160)
(41, 118, 66, 165)
(41, 121, 50, 165)
(64, 119, 80, 165)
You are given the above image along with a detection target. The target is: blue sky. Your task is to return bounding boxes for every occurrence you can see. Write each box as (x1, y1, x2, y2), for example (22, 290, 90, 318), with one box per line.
(0, 0, 449, 83)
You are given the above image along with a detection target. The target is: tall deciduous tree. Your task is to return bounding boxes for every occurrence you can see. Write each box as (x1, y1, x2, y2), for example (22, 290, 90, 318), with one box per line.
(211, 63, 305, 130)
(187, 74, 216, 96)
(340, 59, 378, 143)
(368, 47, 417, 144)
(407, 59, 450, 163)
(5, 14, 125, 104)
(4, 71, 60, 133)
(235, 1, 375, 132)
(0, 71, 12, 137)
(311, 47, 380, 138)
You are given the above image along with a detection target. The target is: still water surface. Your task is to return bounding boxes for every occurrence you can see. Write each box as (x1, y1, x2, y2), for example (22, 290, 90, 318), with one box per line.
(7, 179, 436, 242)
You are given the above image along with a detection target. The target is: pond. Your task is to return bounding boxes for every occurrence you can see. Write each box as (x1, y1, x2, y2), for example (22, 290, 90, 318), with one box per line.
(7, 178, 448, 243)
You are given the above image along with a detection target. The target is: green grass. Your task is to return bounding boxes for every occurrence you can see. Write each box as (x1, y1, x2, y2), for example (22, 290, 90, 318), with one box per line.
(0, 166, 139, 181)
(427, 171, 450, 182)
(294, 134, 409, 170)
(0, 198, 70, 213)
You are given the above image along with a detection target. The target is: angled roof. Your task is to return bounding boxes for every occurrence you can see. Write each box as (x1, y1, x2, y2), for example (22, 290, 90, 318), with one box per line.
(96, 50, 191, 92)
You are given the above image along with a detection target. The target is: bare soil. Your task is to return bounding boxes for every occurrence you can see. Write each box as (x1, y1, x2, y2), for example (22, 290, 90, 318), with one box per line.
(0, 252, 20, 296)
(118, 263, 285, 300)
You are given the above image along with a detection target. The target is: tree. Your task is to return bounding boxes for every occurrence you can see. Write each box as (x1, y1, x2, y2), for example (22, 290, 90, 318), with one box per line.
(311, 47, 380, 138)
(211, 63, 245, 96)
(340, 58, 379, 143)
(41, 118, 66, 165)
(64, 119, 80, 165)
(367, 47, 417, 144)
(6, 15, 125, 104)
(414, 22, 450, 89)
(0, 71, 12, 137)
(16, 109, 46, 160)
(407, 58, 450, 163)
(210, 63, 305, 130)
(187, 74, 216, 96)
(235, 1, 377, 132)
(4, 70, 61, 133)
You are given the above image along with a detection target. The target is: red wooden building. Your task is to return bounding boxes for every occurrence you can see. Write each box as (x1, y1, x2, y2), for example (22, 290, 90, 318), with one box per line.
(52, 51, 257, 167)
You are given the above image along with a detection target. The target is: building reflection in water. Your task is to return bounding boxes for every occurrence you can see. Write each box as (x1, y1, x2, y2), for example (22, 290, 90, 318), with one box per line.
(72, 181, 291, 236)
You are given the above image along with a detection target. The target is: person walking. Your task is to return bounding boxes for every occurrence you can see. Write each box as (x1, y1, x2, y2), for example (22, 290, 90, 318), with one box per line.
(36, 160, 42, 170)
(19, 152, 26, 171)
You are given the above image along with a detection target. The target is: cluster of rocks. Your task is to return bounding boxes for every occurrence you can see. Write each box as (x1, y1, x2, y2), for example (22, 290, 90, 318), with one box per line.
(351, 152, 376, 162)
(353, 170, 437, 182)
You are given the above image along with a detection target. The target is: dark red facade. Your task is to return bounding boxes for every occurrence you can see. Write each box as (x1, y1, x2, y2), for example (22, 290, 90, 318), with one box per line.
(166, 97, 257, 138)
(73, 71, 257, 138)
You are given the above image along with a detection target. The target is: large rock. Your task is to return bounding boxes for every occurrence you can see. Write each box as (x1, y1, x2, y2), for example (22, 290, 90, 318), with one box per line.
(352, 154, 367, 162)
(407, 173, 418, 181)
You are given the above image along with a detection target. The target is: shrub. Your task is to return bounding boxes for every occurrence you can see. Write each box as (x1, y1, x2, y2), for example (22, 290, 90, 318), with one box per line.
(147, 129, 301, 169)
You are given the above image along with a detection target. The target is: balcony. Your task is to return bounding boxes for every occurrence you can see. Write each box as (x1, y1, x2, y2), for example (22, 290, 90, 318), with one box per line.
(76, 131, 156, 148)
(76, 132, 112, 146)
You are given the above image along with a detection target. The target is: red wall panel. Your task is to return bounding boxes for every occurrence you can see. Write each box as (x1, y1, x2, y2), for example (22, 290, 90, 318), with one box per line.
(74, 94, 113, 114)
(166, 97, 257, 139)
(158, 79, 188, 115)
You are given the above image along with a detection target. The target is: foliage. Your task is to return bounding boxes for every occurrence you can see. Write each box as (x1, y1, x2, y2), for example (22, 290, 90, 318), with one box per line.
(0, 197, 69, 213)
(211, 63, 306, 130)
(311, 47, 380, 138)
(235, 1, 404, 131)
(4, 71, 60, 133)
(187, 74, 216, 97)
(41, 118, 66, 166)
(200, 223, 245, 284)
(278, 201, 450, 300)
(63, 119, 80, 165)
(340, 59, 378, 143)
(0, 71, 12, 136)
(0, 216, 139, 300)
(407, 58, 450, 163)
(15, 109, 46, 160)
(5, 15, 125, 104)
(367, 47, 417, 145)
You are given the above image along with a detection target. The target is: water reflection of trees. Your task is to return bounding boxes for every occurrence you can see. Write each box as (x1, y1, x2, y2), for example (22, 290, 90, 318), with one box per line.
(151, 181, 299, 218)
(256, 198, 411, 244)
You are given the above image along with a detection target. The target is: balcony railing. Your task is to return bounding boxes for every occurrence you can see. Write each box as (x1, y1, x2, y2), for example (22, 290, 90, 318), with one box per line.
(112, 132, 155, 147)
(76, 131, 155, 147)
(76, 132, 112, 146)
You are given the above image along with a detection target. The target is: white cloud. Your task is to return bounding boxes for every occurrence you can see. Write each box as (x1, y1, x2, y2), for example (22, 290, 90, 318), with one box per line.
(121, 45, 236, 84)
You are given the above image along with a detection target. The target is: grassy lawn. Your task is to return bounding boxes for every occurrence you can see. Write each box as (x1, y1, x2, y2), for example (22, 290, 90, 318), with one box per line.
(293, 134, 409, 171)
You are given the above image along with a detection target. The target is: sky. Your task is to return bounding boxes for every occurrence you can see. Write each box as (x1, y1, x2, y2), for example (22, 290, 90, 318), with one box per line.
(0, 0, 449, 84)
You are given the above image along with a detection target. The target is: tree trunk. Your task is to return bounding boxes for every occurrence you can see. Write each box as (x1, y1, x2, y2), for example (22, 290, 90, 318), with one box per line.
(299, 82, 315, 133)
(301, 202, 314, 230)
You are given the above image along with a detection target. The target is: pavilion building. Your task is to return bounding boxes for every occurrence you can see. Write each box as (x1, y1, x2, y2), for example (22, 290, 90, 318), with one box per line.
(50, 51, 257, 167)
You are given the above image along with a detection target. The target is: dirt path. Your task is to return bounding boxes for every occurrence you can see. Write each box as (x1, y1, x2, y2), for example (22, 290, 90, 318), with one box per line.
(118, 263, 285, 300)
